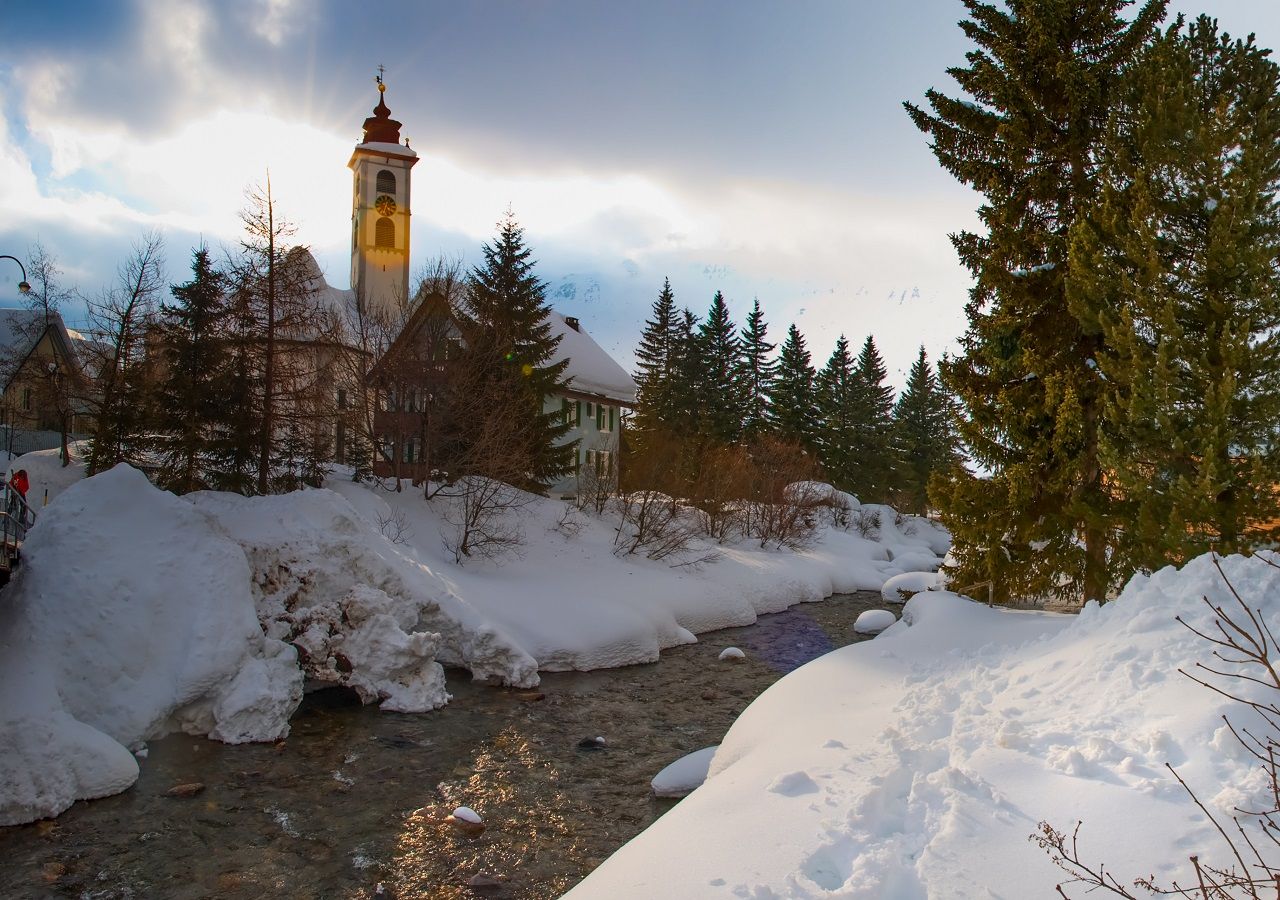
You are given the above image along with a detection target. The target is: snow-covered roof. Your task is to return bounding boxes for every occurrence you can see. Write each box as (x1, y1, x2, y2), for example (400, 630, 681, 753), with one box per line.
(353, 141, 417, 159)
(288, 248, 356, 323)
(547, 311, 637, 405)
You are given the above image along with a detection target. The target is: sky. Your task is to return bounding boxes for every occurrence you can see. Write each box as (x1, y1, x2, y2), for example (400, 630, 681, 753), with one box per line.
(2, 0, 1279, 389)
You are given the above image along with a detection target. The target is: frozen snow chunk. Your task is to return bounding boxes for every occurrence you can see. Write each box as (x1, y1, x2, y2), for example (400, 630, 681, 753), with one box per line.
(652, 746, 718, 798)
(767, 770, 819, 796)
(452, 805, 482, 824)
(881, 571, 940, 604)
(719, 647, 746, 662)
(854, 609, 897, 634)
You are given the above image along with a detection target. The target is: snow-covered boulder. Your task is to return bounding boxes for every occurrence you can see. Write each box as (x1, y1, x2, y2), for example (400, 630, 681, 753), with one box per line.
(0, 465, 302, 825)
(652, 746, 717, 798)
(881, 570, 940, 604)
(853, 609, 896, 634)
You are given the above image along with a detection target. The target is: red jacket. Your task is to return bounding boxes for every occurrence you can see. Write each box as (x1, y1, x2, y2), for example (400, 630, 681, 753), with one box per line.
(11, 470, 29, 498)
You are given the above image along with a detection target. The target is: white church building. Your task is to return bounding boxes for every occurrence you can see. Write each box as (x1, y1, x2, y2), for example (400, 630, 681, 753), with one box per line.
(320, 78, 636, 497)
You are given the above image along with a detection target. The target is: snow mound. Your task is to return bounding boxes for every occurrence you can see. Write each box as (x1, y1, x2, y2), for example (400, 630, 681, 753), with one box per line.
(188, 488, 539, 695)
(719, 647, 746, 661)
(6, 443, 88, 507)
(853, 609, 896, 634)
(881, 570, 940, 604)
(0, 465, 301, 825)
(652, 746, 718, 798)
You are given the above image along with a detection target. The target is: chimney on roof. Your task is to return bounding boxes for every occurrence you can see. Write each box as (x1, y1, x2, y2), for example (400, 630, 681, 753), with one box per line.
(565, 316, 580, 332)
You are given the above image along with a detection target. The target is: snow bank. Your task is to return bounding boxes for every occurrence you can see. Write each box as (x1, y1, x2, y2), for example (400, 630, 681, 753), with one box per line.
(853, 608, 896, 634)
(0, 465, 301, 825)
(189, 488, 538, 698)
(569, 554, 1280, 898)
(326, 478, 950, 674)
(881, 569, 941, 604)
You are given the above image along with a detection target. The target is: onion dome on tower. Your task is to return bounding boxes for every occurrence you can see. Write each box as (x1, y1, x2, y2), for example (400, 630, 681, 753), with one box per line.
(361, 71, 403, 145)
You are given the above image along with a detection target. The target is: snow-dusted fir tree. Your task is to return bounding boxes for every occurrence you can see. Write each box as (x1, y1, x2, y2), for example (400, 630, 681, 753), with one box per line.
(905, 0, 1166, 602)
(892, 347, 957, 515)
(768, 324, 818, 451)
(696, 291, 746, 444)
(1072, 16, 1280, 566)
(632, 277, 681, 438)
(738, 298, 776, 440)
(456, 211, 573, 492)
(814, 336, 859, 494)
(852, 336, 896, 502)
(152, 248, 231, 494)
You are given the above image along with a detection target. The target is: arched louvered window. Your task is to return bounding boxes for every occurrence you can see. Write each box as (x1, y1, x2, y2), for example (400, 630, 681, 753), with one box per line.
(376, 169, 396, 196)
(375, 217, 395, 248)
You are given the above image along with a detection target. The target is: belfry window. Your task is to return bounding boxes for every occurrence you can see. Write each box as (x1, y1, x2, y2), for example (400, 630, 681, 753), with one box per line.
(376, 169, 396, 196)
(375, 217, 395, 248)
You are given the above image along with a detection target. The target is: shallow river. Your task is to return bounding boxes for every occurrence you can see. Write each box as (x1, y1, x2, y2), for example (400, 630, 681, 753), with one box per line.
(0, 591, 888, 899)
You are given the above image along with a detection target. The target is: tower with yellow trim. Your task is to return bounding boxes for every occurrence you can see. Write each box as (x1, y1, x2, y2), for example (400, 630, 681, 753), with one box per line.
(349, 71, 417, 316)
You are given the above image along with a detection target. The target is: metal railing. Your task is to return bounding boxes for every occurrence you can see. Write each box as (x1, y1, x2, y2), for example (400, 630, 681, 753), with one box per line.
(0, 483, 36, 572)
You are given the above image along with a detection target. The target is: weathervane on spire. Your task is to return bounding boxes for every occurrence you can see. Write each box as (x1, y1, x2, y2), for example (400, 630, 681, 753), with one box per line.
(376, 64, 386, 93)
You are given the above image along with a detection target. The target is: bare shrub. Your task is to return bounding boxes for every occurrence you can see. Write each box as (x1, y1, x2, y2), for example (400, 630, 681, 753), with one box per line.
(1033, 554, 1280, 898)
(439, 475, 529, 563)
(613, 489, 709, 563)
(853, 506, 882, 540)
(575, 447, 614, 516)
(690, 443, 750, 543)
(740, 437, 823, 550)
(375, 507, 411, 546)
(552, 502, 586, 539)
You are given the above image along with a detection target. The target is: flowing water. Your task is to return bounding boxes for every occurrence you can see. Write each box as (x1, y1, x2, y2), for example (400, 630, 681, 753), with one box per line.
(0, 591, 889, 900)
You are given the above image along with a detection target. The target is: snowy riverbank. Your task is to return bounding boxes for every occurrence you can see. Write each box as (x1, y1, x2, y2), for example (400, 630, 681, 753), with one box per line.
(0, 463, 947, 825)
(567, 552, 1280, 898)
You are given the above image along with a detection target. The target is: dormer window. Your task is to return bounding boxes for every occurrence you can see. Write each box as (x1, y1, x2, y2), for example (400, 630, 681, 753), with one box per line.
(376, 169, 396, 196)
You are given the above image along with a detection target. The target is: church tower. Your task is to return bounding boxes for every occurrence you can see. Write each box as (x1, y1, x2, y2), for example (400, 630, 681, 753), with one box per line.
(349, 72, 417, 316)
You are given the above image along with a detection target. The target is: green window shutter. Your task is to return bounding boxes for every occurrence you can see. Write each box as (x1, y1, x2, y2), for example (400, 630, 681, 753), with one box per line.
(576, 401, 582, 425)
(609, 406, 615, 431)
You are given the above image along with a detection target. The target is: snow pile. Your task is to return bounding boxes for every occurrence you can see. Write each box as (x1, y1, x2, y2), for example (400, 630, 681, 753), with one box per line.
(881, 569, 941, 604)
(0, 465, 301, 825)
(568, 553, 1280, 898)
(188, 488, 540, 697)
(6, 444, 88, 507)
(652, 746, 718, 798)
(853, 608, 896, 634)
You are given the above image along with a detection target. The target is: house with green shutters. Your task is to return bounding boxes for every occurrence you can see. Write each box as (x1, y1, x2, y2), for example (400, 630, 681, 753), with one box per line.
(543, 311, 636, 499)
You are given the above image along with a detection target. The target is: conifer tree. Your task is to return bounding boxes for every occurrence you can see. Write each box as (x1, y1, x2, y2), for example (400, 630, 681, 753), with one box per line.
(905, 0, 1166, 601)
(814, 336, 859, 492)
(632, 277, 680, 437)
(851, 335, 896, 502)
(769, 324, 818, 450)
(1072, 16, 1280, 567)
(456, 211, 573, 492)
(667, 308, 703, 436)
(738, 298, 776, 439)
(152, 248, 231, 494)
(892, 347, 957, 515)
(696, 291, 746, 443)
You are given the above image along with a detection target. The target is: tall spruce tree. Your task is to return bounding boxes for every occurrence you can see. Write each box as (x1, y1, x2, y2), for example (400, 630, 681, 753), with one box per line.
(905, 0, 1166, 601)
(1071, 16, 1280, 567)
(153, 248, 231, 494)
(632, 277, 680, 437)
(892, 347, 957, 515)
(668, 308, 703, 436)
(457, 211, 573, 492)
(814, 336, 859, 492)
(852, 335, 897, 502)
(696, 291, 746, 443)
(769, 324, 818, 450)
(738, 298, 776, 439)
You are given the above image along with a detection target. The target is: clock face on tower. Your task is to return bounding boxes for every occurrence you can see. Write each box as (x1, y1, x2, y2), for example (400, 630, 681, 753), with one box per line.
(375, 194, 397, 216)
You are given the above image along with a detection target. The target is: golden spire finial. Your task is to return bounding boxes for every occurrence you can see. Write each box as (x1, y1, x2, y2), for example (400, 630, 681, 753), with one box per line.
(376, 64, 386, 93)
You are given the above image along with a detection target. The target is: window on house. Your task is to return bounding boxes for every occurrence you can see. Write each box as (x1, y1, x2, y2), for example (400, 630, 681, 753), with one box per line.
(337, 388, 347, 411)
(586, 449, 612, 477)
(21, 388, 31, 411)
(562, 397, 580, 427)
(586, 401, 595, 425)
(597, 403, 611, 432)
(402, 437, 419, 464)
(376, 169, 396, 196)
(375, 217, 395, 248)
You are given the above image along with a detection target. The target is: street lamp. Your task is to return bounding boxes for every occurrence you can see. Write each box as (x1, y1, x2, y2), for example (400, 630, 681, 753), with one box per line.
(0, 255, 30, 295)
